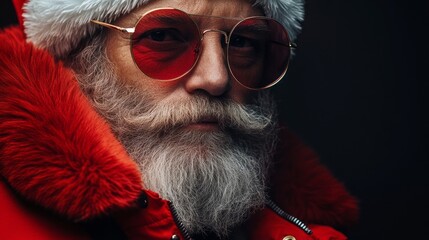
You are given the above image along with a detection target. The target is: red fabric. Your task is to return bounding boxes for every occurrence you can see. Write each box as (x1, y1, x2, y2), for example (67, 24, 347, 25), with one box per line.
(246, 208, 347, 240)
(0, 180, 90, 240)
(270, 127, 359, 227)
(114, 190, 185, 240)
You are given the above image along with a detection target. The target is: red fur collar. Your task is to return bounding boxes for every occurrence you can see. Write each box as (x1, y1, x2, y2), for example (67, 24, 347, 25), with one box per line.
(0, 27, 358, 227)
(0, 27, 142, 221)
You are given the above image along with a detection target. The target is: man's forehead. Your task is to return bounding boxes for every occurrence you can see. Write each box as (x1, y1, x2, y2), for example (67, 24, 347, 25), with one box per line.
(122, 0, 263, 25)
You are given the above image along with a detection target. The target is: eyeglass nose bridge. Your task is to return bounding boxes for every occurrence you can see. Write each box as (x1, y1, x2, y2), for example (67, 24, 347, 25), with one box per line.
(201, 29, 229, 44)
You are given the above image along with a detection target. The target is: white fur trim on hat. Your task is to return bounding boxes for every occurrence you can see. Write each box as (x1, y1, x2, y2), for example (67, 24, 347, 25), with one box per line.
(23, 0, 304, 58)
(23, 0, 150, 57)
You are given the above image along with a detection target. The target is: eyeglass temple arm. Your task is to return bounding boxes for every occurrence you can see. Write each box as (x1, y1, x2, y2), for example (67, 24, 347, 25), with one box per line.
(271, 40, 297, 49)
(91, 20, 135, 34)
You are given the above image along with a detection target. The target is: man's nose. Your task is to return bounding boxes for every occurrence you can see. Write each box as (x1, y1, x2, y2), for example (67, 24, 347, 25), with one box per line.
(184, 33, 230, 96)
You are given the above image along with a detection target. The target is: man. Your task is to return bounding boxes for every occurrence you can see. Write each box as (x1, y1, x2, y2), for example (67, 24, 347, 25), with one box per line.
(0, 0, 358, 239)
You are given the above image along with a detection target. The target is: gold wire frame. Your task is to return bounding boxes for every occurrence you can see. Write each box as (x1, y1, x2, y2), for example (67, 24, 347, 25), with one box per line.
(91, 7, 296, 90)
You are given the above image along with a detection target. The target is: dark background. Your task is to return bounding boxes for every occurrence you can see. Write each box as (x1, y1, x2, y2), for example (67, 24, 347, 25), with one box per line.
(1, 0, 427, 239)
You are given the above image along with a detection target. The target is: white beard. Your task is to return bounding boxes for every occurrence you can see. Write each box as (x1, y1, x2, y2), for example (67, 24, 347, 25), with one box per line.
(73, 38, 279, 236)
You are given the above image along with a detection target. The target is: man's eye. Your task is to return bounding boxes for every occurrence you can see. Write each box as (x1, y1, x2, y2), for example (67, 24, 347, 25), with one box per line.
(230, 35, 249, 48)
(229, 35, 264, 51)
(148, 30, 167, 41)
(137, 28, 185, 42)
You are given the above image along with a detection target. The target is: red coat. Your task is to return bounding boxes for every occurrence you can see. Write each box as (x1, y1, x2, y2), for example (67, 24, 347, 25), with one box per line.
(0, 26, 358, 240)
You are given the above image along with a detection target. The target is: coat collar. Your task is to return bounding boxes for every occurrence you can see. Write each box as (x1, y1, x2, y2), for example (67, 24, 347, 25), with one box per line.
(0, 26, 357, 227)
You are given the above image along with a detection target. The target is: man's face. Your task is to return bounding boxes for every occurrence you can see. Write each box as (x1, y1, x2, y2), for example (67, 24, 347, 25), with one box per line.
(75, 0, 278, 236)
(105, 0, 263, 111)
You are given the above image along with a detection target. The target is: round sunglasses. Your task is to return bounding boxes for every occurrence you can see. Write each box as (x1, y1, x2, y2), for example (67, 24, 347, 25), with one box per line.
(91, 8, 295, 90)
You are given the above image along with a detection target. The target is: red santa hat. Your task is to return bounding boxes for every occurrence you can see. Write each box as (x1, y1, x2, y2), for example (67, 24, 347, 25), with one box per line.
(12, 0, 304, 58)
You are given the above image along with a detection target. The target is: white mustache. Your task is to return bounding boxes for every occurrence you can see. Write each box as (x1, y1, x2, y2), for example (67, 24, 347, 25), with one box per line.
(122, 94, 274, 133)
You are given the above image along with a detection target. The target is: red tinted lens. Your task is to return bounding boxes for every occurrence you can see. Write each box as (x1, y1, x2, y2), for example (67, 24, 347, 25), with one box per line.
(131, 9, 200, 80)
(228, 18, 291, 89)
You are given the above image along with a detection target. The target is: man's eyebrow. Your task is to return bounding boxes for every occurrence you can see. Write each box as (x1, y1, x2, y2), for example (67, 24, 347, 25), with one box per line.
(235, 22, 271, 32)
(189, 14, 244, 21)
(152, 15, 190, 25)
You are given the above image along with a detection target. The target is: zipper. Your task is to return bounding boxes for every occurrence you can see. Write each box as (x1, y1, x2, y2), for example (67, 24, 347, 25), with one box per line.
(168, 199, 312, 239)
(169, 201, 193, 240)
(267, 199, 313, 235)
